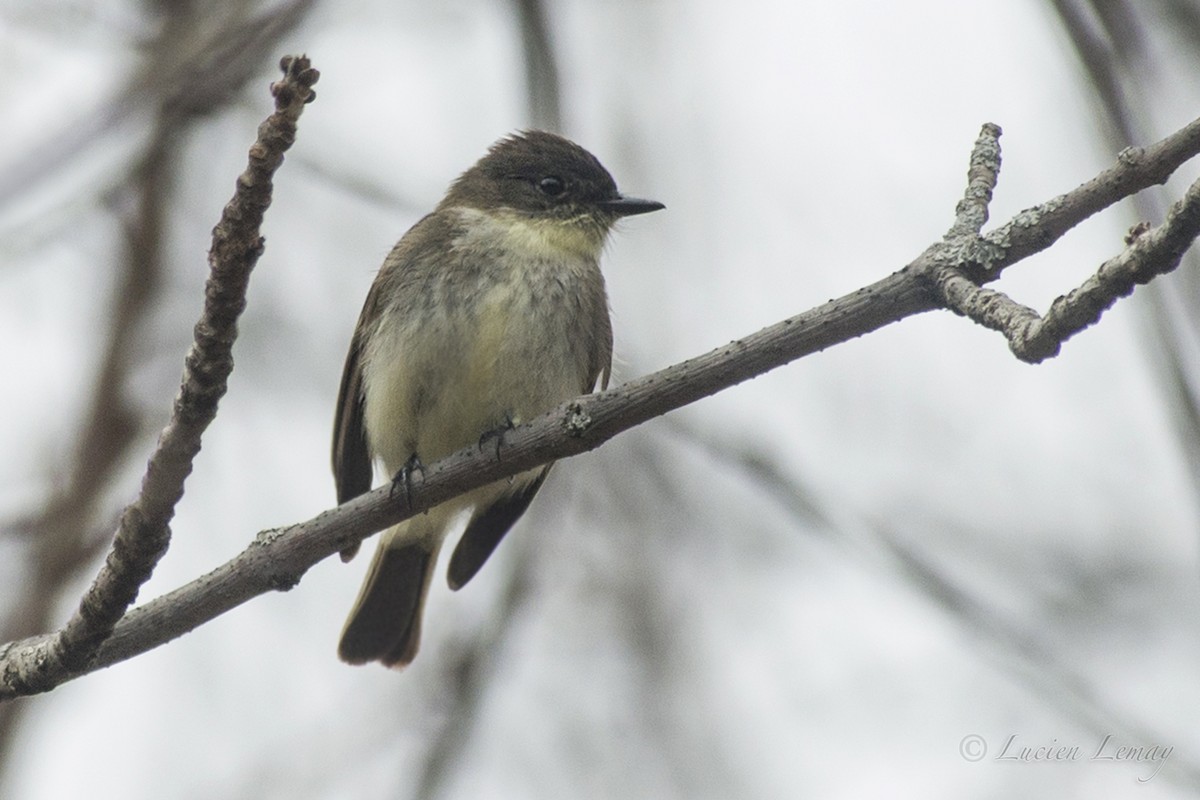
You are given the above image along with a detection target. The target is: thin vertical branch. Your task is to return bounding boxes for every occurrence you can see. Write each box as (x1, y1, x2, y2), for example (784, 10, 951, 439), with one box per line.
(514, 0, 562, 131)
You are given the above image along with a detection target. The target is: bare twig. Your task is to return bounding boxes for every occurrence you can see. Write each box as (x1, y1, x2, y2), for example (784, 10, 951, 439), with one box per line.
(953, 117, 1200, 275)
(947, 122, 1002, 237)
(932, 177, 1200, 362)
(0, 56, 318, 697)
(4, 89, 1200, 701)
(924, 121, 1200, 361)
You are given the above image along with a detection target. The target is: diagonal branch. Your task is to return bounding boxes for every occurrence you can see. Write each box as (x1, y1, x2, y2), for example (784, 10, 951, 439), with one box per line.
(2, 267, 935, 700)
(3, 76, 1200, 700)
(0, 56, 318, 697)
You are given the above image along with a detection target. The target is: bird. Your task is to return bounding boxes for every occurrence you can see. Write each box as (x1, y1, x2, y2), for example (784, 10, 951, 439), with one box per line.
(332, 130, 663, 667)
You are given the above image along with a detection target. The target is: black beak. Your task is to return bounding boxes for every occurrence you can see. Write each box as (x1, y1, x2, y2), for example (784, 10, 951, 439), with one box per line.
(598, 194, 665, 217)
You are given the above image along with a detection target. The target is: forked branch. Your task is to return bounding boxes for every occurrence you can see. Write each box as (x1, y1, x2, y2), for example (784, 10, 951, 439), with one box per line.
(925, 122, 1200, 361)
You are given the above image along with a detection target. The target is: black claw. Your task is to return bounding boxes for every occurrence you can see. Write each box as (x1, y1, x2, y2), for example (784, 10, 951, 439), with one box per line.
(389, 453, 426, 507)
(478, 415, 516, 461)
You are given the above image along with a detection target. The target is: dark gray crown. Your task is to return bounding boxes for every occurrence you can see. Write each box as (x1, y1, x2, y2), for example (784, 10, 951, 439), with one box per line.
(440, 130, 621, 215)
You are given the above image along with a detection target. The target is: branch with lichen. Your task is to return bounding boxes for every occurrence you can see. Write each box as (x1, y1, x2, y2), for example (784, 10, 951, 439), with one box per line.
(3, 58, 1200, 701)
(924, 122, 1200, 362)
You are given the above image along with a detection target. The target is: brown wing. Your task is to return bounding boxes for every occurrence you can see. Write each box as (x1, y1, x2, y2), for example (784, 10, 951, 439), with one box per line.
(332, 285, 382, 561)
(334, 213, 460, 562)
(592, 297, 613, 391)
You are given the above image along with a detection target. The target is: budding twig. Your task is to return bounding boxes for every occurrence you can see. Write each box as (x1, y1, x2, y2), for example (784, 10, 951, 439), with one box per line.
(0, 56, 319, 696)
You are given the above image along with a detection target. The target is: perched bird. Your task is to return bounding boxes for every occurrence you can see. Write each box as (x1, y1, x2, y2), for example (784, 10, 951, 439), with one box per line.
(333, 131, 663, 667)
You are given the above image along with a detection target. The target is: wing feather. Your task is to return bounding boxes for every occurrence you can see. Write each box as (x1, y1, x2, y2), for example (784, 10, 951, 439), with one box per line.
(332, 283, 384, 561)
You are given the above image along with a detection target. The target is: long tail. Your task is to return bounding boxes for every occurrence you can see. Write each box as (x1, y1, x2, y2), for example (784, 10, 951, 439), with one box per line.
(338, 516, 443, 668)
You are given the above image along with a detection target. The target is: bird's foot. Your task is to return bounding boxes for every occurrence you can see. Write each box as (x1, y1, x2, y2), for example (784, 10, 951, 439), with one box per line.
(478, 414, 518, 461)
(389, 452, 426, 507)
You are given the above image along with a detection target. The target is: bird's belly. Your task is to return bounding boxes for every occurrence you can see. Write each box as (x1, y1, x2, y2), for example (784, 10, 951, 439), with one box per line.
(363, 278, 591, 475)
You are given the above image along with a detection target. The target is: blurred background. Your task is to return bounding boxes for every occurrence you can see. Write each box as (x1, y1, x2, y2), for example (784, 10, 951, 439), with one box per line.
(1, 0, 1199, 797)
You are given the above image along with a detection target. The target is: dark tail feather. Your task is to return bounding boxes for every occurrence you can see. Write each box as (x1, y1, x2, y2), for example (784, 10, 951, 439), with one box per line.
(447, 468, 549, 591)
(338, 528, 438, 668)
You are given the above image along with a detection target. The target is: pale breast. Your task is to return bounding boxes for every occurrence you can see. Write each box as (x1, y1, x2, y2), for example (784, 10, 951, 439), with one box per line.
(361, 209, 610, 475)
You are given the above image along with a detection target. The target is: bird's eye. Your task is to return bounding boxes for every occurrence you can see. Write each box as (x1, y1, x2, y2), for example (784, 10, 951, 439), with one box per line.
(537, 176, 566, 197)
